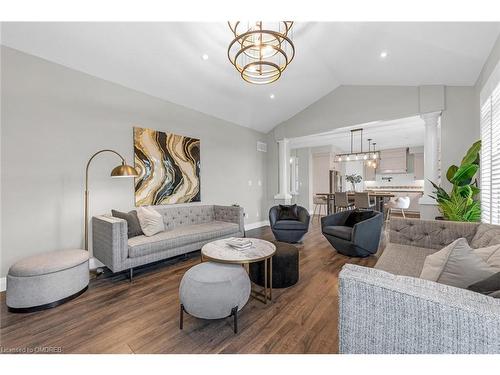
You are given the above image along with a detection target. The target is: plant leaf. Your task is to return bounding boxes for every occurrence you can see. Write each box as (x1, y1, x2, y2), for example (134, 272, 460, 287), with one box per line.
(457, 185, 472, 199)
(470, 185, 480, 197)
(446, 165, 458, 183)
(450, 164, 479, 186)
(460, 140, 481, 166)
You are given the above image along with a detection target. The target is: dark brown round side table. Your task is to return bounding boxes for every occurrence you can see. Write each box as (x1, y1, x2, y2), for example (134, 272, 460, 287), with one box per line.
(249, 241, 299, 288)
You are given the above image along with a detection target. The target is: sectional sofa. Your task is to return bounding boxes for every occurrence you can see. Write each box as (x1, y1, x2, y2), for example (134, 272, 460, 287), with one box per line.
(339, 218, 500, 354)
(92, 205, 244, 279)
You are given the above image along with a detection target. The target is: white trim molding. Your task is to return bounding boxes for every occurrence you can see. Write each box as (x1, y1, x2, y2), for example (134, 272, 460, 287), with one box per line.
(274, 139, 292, 201)
(244, 220, 270, 231)
(89, 257, 104, 270)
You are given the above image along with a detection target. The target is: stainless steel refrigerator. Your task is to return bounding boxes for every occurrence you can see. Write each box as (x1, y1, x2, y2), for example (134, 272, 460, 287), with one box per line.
(329, 170, 343, 193)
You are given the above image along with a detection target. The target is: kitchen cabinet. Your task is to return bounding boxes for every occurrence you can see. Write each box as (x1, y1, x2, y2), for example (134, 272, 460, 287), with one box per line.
(414, 153, 424, 180)
(379, 148, 407, 174)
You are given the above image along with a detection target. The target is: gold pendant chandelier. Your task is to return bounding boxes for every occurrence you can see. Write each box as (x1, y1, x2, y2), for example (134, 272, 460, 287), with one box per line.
(227, 21, 295, 85)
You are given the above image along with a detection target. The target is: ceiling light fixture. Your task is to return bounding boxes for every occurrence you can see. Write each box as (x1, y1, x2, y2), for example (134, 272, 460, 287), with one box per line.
(335, 129, 380, 163)
(269, 93, 275, 99)
(380, 51, 388, 59)
(366, 139, 380, 168)
(227, 21, 295, 85)
(202, 54, 209, 60)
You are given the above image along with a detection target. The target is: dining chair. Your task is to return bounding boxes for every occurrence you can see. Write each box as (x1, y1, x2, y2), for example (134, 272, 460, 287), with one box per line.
(385, 196, 411, 221)
(354, 192, 376, 210)
(313, 195, 328, 222)
(334, 192, 354, 212)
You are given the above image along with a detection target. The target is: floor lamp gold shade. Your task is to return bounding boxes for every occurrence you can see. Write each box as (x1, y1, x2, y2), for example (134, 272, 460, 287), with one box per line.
(84, 149, 138, 250)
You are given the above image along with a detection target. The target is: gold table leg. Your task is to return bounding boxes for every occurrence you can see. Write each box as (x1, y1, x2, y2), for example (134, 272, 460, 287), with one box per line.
(269, 256, 273, 301)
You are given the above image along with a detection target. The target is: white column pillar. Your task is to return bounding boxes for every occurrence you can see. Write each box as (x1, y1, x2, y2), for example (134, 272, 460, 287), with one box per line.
(419, 111, 441, 219)
(274, 139, 292, 204)
(290, 156, 298, 196)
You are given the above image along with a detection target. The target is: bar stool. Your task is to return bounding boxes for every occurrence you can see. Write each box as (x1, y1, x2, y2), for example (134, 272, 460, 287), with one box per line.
(354, 192, 376, 210)
(334, 192, 354, 212)
(313, 195, 328, 221)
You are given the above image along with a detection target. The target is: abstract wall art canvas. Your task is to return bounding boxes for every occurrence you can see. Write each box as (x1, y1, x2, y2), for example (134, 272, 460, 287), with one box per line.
(134, 127, 200, 206)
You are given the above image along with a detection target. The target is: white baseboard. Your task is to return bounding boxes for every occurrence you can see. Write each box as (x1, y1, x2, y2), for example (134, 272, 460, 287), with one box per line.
(0, 277, 6, 292)
(244, 220, 270, 231)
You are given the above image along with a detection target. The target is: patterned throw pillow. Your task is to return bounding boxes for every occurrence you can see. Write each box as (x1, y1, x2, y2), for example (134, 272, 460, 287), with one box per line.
(136, 207, 165, 236)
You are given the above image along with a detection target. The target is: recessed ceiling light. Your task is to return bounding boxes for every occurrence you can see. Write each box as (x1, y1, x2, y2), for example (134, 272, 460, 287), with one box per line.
(201, 54, 209, 60)
(380, 51, 388, 59)
(269, 94, 275, 99)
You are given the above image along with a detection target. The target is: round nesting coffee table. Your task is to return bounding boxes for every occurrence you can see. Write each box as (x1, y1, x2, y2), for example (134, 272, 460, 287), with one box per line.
(201, 238, 276, 304)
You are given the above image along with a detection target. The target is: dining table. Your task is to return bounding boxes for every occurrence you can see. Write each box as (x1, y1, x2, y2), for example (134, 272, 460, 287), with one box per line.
(316, 192, 395, 215)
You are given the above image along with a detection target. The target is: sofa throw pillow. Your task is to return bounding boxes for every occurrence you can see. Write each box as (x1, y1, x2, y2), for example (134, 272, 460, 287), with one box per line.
(473, 244, 500, 270)
(111, 209, 144, 238)
(489, 290, 500, 298)
(420, 238, 497, 289)
(467, 272, 500, 297)
(344, 210, 374, 227)
(137, 207, 165, 236)
(278, 204, 300, 221)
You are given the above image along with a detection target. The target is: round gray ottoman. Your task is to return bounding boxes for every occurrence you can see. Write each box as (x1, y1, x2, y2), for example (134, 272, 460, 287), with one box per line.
(6, 249, 89, 313)
(179, 262, 250, 333)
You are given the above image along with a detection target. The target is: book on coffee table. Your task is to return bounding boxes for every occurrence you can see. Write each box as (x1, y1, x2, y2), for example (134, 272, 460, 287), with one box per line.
(227, 238, 252, 249)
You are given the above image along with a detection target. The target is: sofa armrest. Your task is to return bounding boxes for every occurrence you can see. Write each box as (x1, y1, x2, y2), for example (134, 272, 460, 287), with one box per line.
(92, 215, 128, 272)
(321, 211, 350, 229)
(389, 218, 479, 250)
(214, 205, 244, 234)
(352, 212, 383, 251)
(269, 206, 279, 227)
(338, 264, 500, 354)
(297, 206, 311, 227)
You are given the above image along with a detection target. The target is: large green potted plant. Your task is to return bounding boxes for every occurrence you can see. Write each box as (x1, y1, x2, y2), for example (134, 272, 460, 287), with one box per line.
(429, 140, 481, 222)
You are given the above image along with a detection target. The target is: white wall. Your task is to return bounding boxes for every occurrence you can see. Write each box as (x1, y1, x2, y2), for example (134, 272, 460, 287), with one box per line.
(312, 153, 330, 196)
(292, 147, 312, 212)
(272, 86, 421, 139)
(266, 84, 480, 210)
(440, 86, 480, 191)
(476, 34, 500, 95)
(0, 46, 268, 278)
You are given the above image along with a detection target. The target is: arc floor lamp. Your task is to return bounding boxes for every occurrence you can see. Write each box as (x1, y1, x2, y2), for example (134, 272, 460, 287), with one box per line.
(84, 149, 138, 250)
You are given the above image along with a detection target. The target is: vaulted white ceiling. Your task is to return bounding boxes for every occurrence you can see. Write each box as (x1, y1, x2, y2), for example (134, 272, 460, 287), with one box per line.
(2, 22, 499, 133)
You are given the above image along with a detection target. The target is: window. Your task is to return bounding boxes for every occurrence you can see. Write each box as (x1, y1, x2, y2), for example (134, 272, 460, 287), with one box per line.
(481, 81, 500, 224)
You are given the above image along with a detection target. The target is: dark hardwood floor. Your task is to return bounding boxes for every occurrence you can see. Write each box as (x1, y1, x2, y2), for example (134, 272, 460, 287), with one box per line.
(0, 217, 380, 354)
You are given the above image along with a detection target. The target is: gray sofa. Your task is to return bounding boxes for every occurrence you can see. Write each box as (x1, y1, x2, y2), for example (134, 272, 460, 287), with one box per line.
(93, 205, 244, 279)
(339, 218, 500, 354)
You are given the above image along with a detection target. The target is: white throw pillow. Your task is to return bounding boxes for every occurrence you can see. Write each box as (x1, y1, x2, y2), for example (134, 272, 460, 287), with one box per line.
(136, 207, 165, 236)
(420, 238, 496, 288)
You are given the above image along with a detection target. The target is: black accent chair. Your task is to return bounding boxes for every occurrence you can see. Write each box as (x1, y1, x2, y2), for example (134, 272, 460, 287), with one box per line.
(321, 210, 383, 257)
(269, 205, 310, 243)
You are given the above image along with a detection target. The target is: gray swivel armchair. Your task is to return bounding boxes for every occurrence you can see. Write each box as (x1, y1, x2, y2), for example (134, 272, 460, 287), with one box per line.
(269, 205, 310, 243)
(321, 210, 383, 257)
